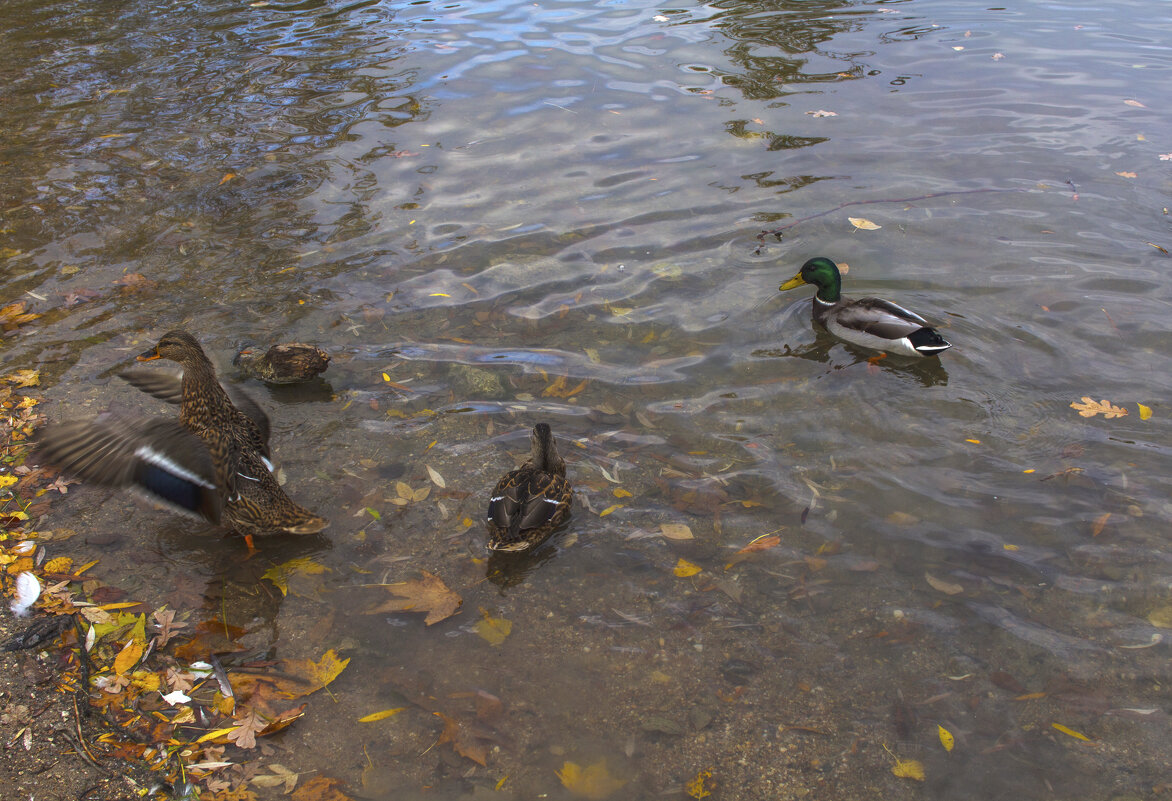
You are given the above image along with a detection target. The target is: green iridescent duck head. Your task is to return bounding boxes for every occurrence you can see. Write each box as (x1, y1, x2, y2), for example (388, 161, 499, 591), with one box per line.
(779, 257, 842, 303)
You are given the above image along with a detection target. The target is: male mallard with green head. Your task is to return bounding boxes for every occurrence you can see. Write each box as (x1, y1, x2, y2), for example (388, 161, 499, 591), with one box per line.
(779, 257, 951, 358)
(486, 423, 572, 553)
(35, 330, 328, 547)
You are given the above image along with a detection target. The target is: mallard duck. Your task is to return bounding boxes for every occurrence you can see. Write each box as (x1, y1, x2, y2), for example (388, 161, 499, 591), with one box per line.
(779, 257, 951, 357)
(486, 423, 572, 553)
(35, 330, 328, 546)
(234, 343, 330, 384)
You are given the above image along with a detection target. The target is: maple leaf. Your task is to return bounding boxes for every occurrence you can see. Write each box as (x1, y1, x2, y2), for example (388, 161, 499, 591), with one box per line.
(1070, 397, 1128, 418)
(368, 571, 462, 625)
(474, 607, 512, 646)
(152, 607, 187, 648)
(278, 650, 350, 698)
(290, 775, 352, 801)
(262, 556, 329, 597)
(227, 707, 265, 749)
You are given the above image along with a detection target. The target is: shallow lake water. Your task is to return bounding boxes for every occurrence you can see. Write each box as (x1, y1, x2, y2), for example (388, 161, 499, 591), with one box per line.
(3, 0, 1171, 798)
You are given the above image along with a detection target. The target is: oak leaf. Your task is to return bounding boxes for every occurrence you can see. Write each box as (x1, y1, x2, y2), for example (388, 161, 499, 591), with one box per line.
(1070, 397, 1127, 418)
(369, 571, 462, 625)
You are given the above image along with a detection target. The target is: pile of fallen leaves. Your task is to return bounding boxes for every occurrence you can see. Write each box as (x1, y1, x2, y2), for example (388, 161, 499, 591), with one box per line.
(1, 376, 355, 800)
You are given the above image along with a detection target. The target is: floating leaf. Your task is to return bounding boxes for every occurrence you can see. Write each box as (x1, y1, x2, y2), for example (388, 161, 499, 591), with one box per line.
(805, 109, 837, 117)
(1123, 99, 1146, 108)
(1051, 722, 1092, 742)
(1070, 397, 1127, 418)
(279, 650, 351, 698)
(659, 523, 694, 541)
(673, 558, 702, 578)
(368, 570, 462, 625)
(685, 770, 714, 799)
(938, 724, 955, 752)
(262, 556, 329, 597)
(474, 608, 513, 646)
(359, 707, 406, 723)
(848, 217, 881, 231)
(1137, 403, 1152, 420)
(556, 758, 628, 799)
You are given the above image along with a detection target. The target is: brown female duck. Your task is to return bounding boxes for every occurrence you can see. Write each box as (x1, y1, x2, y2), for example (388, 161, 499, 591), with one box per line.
(35, 330, 327, 547)
(486, 423, 572, 552)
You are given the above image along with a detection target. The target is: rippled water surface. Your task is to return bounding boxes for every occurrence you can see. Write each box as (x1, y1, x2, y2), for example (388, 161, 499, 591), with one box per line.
(3, 0, 1172, 797)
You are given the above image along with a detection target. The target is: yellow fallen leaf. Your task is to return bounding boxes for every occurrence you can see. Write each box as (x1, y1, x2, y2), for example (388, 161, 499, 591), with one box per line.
(4, 369, 40, 387)
(659, 523, 694, 541)
(685, 769, 714, 799)
(891, 758, 925, 781)
(1070, 397, 1127, 418)
(474, 607, 513, 646)
(218, 173, 236, 185)
(613, 488, 632, 498)
(1146, 606, 1172, 628)
(673, 558, 702, 577)
(43, 557, 73, 574)
(556, 759, 627, 799)
(598, 504, 623, 517)
(1051, 722, 1093, 742)
(938, 724, 955, 752)
(196, 726, 240, 743)
(359, 707, 406, 723)
(848, 216, 881, 230)
(279, 649, 350, 698)
(0, 475, 18, 490)
(262, 556, 329, 597)
(113, 639, 145, 675)
(1137, 403, 1152, 420)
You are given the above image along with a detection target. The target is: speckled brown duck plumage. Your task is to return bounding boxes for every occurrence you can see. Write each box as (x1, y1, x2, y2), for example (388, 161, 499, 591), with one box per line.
(234, 342, 330, 384)
(35, 330, 328, 545)
(486, 423, 572, 553)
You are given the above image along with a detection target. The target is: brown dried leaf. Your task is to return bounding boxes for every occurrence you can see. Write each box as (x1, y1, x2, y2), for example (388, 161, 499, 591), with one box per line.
(436, 712, 488, 766)
(368, 571, 462, 625)
(1070, 397, 1127, 418)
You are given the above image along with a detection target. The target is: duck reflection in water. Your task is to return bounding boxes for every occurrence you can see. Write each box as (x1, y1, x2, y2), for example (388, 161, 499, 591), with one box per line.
(755, 328, 950, 388)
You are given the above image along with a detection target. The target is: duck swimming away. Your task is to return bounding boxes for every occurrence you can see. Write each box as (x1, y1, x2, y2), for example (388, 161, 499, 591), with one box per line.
(486, 423, 573, 553)
(779, 256, 951, 358)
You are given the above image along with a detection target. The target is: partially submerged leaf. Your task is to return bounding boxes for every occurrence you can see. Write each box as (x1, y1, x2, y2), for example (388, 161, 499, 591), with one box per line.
(686, 770, 715, 799)
(891, 758, 925, 781)
(556, 758, 628, 799)
(848, 216, 881, 230)
(925, 573, 963, 596)
(1051, 722, 1093, 742)
(279, 650, 351, 698)
(1137, 402, 1152, 420)
(725, 534, 781, 568)
(369, 570, 462, 625)
(474, 608, 513, 646)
